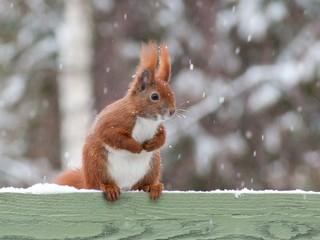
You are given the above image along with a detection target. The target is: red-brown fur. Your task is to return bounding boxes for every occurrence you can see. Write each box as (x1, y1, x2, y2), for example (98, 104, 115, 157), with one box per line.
(55, 41, 175, 201)
(55, 169, 83, 189)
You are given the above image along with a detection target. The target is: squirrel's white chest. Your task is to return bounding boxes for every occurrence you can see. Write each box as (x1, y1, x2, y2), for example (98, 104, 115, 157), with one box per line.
(132, 117, 161, 143)
(106, 117, 161, 190)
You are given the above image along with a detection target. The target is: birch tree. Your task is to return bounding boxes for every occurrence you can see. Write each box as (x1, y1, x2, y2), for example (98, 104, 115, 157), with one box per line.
(57, 0, 94, 169)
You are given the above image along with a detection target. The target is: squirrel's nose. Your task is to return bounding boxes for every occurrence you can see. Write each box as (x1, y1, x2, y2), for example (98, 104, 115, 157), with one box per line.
(169, 108, 176, 117)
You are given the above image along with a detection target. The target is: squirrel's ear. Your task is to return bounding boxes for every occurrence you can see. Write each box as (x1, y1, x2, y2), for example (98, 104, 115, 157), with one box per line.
(137, 69, 152, 92)
(131, 41, 158, 94)
(156, 42, 171, 83)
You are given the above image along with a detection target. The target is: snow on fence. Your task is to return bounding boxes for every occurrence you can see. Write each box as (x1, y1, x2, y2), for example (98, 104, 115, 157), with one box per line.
(1, 184, 320, 239)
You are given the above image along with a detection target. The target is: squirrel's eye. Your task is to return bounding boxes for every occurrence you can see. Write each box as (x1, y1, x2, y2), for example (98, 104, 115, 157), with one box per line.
(150, 92, 159, 101)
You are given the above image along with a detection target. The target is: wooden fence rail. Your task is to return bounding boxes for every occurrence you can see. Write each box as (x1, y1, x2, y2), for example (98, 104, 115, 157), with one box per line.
(1, 186, 320, 239)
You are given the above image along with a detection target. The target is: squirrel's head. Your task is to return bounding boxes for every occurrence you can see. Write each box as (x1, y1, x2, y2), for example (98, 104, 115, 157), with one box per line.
(129, 41, 176, 121)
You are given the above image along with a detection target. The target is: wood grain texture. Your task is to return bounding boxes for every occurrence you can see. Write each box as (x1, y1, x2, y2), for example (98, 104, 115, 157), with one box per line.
(0, 192, 320, 239)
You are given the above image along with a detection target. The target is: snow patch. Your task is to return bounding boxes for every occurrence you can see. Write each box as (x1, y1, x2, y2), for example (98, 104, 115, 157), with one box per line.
(164, 188, 320, 195)
(1, 185, 319, 196)
(0, 183, 99, 194)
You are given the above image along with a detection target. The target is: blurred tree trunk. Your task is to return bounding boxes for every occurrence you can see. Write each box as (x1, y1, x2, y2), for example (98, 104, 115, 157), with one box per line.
(57, 0, 94, 169)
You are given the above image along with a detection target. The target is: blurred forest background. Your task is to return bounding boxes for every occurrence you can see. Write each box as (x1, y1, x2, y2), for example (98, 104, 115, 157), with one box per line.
(1, 0, 320, 191)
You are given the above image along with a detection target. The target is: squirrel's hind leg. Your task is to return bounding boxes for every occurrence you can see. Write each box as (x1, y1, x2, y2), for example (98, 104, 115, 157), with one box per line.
(131, 151, 164, 200)
(83, 139, 121, 201)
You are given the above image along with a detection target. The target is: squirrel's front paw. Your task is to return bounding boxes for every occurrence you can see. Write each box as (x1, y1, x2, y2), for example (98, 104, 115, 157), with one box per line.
(142, 139, 161, 152)
(100, 183, 121, 201)
(128, 143, 143, 154)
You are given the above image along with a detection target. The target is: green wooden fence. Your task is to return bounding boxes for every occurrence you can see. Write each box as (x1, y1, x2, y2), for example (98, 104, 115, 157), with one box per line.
(1, 189, 320, 239)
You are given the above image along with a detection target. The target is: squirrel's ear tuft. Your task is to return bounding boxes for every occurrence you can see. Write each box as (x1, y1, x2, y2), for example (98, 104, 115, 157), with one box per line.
(156, 42, 171, 83)
(131, 41, 158, 94)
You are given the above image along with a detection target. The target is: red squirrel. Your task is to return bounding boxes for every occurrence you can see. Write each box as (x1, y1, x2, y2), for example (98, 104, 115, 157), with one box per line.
(55, 41, 176, 201)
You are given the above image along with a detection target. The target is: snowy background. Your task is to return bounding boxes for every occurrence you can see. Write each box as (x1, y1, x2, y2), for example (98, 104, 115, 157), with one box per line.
(1, 0, 320, 191)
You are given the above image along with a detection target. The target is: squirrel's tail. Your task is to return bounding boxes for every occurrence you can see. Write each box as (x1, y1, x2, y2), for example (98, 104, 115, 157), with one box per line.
(55, 168, 83, 189)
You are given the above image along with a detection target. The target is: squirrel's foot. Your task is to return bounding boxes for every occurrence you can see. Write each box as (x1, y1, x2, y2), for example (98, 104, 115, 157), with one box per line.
(100, 183, 121, 201)
(139, 183, 164, 200)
